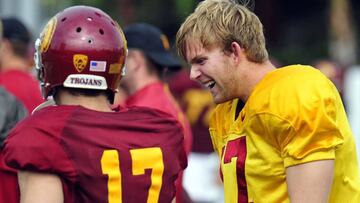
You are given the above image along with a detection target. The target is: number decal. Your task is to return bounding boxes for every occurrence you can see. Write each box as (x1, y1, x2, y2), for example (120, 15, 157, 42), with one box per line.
(130, 148, 164, 203)
(222, 136, 248, 203)
(101, 150, 122, 203)
(101, 148, 164, 203)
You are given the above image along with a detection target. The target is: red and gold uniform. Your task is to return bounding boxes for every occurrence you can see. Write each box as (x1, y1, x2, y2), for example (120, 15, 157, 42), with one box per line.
(169, 70, 215, 153)
(3, 105, 187, 203)
(125, 81, 193, 155)
(210, 65, 360, 202)
(169, 70, 225, 202)
(124, 81, 193, 203)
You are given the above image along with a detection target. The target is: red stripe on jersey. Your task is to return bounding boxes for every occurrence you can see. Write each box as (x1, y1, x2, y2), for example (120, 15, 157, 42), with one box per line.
(223, 137, 248, 203)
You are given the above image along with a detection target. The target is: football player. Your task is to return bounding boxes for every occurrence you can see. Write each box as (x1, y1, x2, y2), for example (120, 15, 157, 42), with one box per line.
(167, 69, 225, 203)
(3, 6, 186, 203)
(176, 0, 360, 202)
(119, 23, 193, 203)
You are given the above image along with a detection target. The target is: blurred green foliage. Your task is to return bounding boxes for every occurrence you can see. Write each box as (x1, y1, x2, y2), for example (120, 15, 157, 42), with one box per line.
(175, 0, 196, 20)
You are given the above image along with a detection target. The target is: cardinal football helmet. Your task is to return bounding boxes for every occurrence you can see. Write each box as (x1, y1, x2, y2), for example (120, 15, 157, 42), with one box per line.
(35, 5, 127, 102)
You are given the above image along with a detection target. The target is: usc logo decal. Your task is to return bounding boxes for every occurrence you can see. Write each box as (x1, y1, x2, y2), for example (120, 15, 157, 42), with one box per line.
(40, 17, 57, 53)
(73, 54, 88, 73)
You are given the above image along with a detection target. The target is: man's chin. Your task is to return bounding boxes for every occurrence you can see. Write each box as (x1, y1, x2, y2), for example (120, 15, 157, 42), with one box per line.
(212, 94, 230, 104)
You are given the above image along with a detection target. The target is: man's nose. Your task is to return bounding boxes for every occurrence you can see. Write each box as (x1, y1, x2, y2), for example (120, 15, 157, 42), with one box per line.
(190, 66, 201, 81)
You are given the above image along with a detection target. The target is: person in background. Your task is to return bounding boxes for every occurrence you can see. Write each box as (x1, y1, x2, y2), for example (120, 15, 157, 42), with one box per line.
(313, 59, 344, 97)
(168, 69, 225, 203)
(0, 17, 27, 203)
(0, 17, 43, 113)
(119, 23, 193, 203)
(3, 6, 186, 202)
(176, 0, 360, 202)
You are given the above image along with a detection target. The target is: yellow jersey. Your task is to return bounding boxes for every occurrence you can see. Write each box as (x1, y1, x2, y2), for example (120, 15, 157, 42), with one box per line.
(209, 65, 360, 202)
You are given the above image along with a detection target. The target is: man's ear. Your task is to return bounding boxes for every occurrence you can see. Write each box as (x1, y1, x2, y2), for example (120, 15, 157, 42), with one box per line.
(127, 50, 143, 72)
(230, 41, 245, 63)
(133, 50, 148, 71)
(0, 39, 12, 54)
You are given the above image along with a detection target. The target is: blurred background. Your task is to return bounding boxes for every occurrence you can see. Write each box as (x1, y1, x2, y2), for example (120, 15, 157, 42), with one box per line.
(1, 0, 360, 66)
(1, 1, 360, 202)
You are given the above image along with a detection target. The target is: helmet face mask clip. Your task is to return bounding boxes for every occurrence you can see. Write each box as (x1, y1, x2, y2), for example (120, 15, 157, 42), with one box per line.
(34, 38, 45, 94)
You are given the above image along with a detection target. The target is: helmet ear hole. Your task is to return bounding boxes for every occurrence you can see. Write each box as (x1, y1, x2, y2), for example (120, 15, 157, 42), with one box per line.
(76, 27, 82, 32)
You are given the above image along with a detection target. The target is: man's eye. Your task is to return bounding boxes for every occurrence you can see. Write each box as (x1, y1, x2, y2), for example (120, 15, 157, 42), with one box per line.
(197, 59, 205, 64)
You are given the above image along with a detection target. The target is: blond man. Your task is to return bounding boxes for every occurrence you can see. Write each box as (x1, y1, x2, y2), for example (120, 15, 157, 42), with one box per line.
(176, 0, 360, 202)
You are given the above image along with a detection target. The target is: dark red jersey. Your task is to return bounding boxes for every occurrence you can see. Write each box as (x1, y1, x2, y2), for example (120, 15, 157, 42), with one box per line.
(3, 105, 187, 203)
(0, 153, 19, 203)
(168, 70, 215, 153)
(124, 82, 192, 155)
(124, 82, 193, 203)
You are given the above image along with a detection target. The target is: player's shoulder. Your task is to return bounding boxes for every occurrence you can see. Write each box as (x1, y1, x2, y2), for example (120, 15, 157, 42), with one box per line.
(115, 106, 185, 141)
(252, 65, 333, 100)
(120, 106, 183, 127)
(5, 106, 78, 154)
(3, 105, 78, 175)
(273, 65, 331, 87)
(32, 104, 77, 119)
(247, 65, 338, 119)
(14, 105, 78, 131)
(276, 65, 336, 98)
(121, 105, 179, 119)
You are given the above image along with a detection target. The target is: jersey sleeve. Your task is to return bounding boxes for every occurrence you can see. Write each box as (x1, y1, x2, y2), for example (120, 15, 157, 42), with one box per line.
(3, 119, 77, 182)
(249, 77, 344, 168)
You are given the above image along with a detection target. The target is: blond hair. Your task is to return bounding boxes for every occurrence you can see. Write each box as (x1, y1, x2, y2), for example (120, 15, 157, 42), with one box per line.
(176, 0, 268, 63)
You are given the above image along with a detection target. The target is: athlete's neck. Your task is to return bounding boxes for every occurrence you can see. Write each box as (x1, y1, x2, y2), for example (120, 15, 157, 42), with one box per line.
(0, 56, 30, 72)
(56, 91, 113, 112)
(123, 72, 160, 95)
(240, 60, 276, 102)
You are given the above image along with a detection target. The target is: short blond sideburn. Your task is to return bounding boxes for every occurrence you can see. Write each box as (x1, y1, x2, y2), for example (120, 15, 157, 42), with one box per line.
(176, 0, 268, 63)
